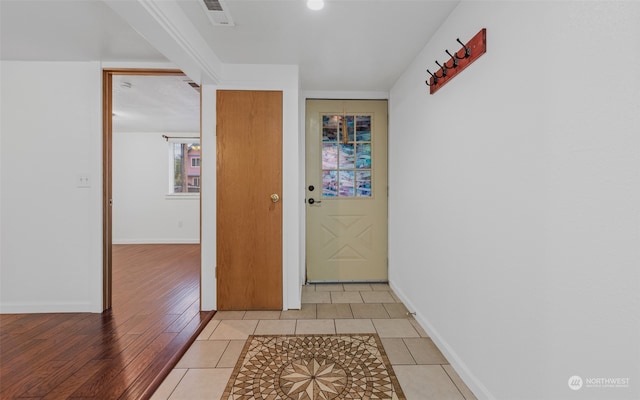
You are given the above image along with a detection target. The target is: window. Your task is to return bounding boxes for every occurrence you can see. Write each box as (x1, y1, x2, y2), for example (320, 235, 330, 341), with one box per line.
(321, 115, 372, 197)
(170, 141, 201, 194)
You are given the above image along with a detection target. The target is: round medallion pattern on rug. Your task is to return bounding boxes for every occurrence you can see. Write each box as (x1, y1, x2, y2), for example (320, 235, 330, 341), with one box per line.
(222, 334, 404, 400)
(279, 355, 347, 399)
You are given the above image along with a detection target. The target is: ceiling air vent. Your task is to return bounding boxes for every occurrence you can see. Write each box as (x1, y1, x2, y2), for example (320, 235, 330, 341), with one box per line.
(200, 0, 234, 26)
(186, 80, 201, 92)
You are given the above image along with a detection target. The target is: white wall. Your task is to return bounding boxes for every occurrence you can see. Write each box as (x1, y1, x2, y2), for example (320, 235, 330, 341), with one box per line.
(112, 131, 199, 244)
(200, 64, 301, 311)
(0, 61, 103, 313)
(389, 2, 640, 400)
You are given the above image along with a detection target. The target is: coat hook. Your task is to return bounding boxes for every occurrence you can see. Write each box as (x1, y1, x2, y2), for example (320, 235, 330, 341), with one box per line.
(445, 50, 458, 68)
(423, 28, 486, 94)
(426, 69, 438, 85)
(456, 38, 471, 59)
(436, 60, 447, 78)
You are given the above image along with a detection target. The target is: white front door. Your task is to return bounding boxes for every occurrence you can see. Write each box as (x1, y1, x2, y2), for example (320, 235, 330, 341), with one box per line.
(305, 99, 388, 282)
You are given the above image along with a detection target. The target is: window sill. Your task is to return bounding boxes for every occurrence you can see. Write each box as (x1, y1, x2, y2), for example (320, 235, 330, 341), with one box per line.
(165, 193, 200, 200)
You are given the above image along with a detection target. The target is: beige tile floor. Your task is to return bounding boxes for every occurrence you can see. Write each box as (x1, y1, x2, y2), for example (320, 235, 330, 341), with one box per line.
(151, 283, 477, 400)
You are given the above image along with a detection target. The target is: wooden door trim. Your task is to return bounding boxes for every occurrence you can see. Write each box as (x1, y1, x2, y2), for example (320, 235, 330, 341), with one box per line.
(102, 68, 191, 311)
(102, 70, 112, 310)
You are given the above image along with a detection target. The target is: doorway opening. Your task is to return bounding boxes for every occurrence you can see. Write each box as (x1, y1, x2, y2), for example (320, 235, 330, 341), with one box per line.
(102, 70, 202, 311)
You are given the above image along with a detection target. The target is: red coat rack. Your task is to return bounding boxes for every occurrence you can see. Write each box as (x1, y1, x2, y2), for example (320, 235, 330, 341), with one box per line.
(426, 28, 487, 94)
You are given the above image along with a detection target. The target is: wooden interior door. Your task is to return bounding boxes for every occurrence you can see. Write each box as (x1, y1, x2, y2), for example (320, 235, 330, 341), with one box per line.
(217, 90, 283, 310)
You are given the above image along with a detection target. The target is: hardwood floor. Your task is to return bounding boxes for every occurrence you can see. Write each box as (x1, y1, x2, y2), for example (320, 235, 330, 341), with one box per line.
(0, 244, 213, 400)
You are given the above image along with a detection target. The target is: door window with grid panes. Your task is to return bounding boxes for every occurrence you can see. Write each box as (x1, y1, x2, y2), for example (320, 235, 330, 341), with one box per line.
(321, 115, 372, 197)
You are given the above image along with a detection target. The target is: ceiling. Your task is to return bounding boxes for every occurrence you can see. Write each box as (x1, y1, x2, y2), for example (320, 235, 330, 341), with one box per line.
(0, 0, 168, 62)
(178, 0, 460, 91)
(112, 75, 200, 133)
(1, 0, 459, 91)
(1, 0, 459, 131)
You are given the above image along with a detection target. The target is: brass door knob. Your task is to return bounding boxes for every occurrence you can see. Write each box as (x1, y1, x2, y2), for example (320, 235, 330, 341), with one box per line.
(271, 194, 280, 203)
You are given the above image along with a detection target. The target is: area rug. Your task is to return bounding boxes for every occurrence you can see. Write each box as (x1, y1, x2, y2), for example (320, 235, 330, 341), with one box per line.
(221, 334, 406, 400)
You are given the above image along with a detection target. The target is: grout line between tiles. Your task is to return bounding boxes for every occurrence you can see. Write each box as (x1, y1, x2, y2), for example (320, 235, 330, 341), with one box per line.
(165, 368, 188, 400)
(440, 364, 470, 400)
(215, 341, 232, 368)
(401, 338, 418, 365)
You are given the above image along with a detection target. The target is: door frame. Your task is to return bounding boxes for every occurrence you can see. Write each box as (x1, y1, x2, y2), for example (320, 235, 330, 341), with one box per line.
(101, 68, 199, 311)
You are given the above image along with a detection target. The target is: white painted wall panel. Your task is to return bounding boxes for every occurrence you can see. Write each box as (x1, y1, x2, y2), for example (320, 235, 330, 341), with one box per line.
(112, 131, 199, 244)
(389, 2, 640, 399)
(0, 61, 103, 313)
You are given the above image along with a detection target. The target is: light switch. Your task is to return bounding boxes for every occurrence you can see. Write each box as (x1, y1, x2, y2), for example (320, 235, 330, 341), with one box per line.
(77, 174, 91, 188)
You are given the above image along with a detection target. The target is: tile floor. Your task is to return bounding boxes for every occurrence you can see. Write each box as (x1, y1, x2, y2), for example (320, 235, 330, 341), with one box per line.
(151, 283, 477, 400)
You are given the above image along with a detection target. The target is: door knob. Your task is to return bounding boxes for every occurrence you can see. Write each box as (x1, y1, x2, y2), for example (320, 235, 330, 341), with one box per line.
(271, 194, 280, 203)
(308, 198, 322, 205)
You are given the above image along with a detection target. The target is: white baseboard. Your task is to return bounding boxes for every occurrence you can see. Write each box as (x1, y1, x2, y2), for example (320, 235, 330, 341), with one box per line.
(0, 301, 101, 314)
(112, 238, 200, 245)
(388, 281, 495, 400)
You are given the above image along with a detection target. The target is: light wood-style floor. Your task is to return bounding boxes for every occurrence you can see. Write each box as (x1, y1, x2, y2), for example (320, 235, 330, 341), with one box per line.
(0, 244, 213, 400)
